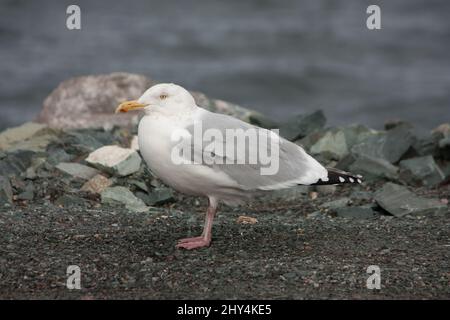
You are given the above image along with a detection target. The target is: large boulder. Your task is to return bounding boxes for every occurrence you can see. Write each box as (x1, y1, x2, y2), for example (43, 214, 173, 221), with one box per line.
(38, 73, 153, 130)
(38, 72, 269, 130)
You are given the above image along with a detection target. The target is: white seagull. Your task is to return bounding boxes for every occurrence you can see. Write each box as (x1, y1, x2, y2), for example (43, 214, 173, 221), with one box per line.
(116, 83, 362, 249)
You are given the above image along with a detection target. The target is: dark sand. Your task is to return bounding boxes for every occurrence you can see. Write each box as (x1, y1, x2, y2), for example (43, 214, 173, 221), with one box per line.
(1, 184, 448, 299)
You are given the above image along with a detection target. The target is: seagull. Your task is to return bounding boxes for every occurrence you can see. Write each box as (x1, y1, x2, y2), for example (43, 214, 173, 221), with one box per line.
(116, 83, 362, 249)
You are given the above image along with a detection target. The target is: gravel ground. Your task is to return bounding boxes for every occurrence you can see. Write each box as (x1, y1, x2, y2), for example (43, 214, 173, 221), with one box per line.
(0, 185, 449, 300)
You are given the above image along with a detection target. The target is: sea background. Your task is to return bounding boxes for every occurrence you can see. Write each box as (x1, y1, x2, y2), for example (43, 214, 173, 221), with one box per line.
(1, 0, 449, 131)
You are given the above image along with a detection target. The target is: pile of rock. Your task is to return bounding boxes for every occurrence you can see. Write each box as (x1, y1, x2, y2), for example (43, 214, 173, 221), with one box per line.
(0, 123, 177, 212)
(285, 116, 449, 188)
(0, 73, 448, 219)
(276, 112, 448, 218)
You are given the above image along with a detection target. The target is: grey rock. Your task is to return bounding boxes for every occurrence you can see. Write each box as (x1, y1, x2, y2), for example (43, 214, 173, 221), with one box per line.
(306, 211, 323, 218)
(9, 176, 25, 193)
(17, 190, 34, 201)
(439, 136, 450, 149)
(17, 182, 34, 201)
(146, 188, 175, 206)
(412, 130, 448, 161)
(320, 197, 350, 210)
(432, 123, 450, 137)
(399, 155, 445, 187)
(56, 162, 100, 180)
(341, 124, 376, 150)
(335, 153, 356, 171)
(335, 206, 378, 219)
(101, 186, 149, 213)
(349, 156, 399, 180)
(352, 126, 415, 164)
(73, 129, 119, 146)
(134, 191, 151, 205)
(61, 130, 108, 154)
(0, 150, 35, 177)
(297, 131, 325, 151)
(303, 126, 375, 163)
(431, 124, 450, 159)
(350, 134, 382, 162)
(7, 134, 57, 153)
(0, 176, 13, 205)
(280, 110, 326, 141)
(375, 182, 447, 217)
(129, 179, 149, 192)
(85, 146, 141, 177)
(55, 194, 86, 207)
(136, 188, 175, 206)
(0, 122, 50, 151)
(384, 120, 413, 131)
(310, 129, 348, 160)
(383, 125, 416, 162)
(412, 135, 441, 158)
(350, 191, 373, 201)
(46, 147, 75, 166)
(25, 157, 47, 179)
(438, 136, 450, 160)
(247, 112, 279, 129)
(439, 161, 450, 178)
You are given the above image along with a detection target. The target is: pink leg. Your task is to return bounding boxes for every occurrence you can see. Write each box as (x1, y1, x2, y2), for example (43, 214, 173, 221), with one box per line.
(176, 199, 217, 250)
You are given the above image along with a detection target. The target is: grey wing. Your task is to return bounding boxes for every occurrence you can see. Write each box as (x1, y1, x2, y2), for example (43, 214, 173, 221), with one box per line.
(184, 109, 328, 190)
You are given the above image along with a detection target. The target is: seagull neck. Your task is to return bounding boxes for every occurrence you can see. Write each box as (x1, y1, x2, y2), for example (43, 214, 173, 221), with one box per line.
(145, 105, 197, 122)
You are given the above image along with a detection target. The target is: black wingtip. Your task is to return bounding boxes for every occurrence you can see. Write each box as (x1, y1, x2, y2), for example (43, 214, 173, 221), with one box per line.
(312, 168, 363, 186)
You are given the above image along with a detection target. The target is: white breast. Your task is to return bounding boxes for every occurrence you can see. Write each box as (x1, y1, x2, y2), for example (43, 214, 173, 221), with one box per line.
(137, 113, 240, 198)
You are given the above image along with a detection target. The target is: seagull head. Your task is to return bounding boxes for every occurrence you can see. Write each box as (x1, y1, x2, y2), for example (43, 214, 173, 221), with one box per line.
(115, 83, 196, 114)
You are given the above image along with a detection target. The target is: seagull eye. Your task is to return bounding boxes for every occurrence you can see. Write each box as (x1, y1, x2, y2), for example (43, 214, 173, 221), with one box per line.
(159, 94, 168, 100)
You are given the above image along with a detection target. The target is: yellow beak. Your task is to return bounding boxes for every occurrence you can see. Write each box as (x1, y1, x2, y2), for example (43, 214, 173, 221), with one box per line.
(115, 100, 147, 113)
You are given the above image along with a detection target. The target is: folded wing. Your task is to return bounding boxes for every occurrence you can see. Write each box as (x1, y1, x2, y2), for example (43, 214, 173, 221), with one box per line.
(179, 109, 328, 191)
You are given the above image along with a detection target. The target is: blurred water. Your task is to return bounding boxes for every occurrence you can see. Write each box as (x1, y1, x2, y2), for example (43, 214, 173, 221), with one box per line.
(0, 0, 449, 131)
